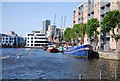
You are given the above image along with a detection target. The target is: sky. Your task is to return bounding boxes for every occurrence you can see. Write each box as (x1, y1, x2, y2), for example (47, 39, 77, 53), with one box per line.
(2, 2, 82, 36)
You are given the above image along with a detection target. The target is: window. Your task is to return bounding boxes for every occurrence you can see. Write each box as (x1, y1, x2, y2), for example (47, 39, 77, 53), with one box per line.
(106, 3, 110, 7)
(112, 2, 114, 5)
(73, 21, 75, 23)
(31, 44, 33, 46)
(78, 12, 80, 15)
(35, 41, 49, 43)
(101, 6, 105, 10)
(31, 37, 33, 39)
(88, 13, 90, 16)
(36, 34, 45, 36)
(98, 2, 99, 6)
(34, 44, 40, 46)
(28, 34, 34, 36)
(117, 28, 119, 32)
(91, 11, 94, 14)
(101, 14, 105, 17)
(95, 4, 96, 7)
(31, 41, 33, 43)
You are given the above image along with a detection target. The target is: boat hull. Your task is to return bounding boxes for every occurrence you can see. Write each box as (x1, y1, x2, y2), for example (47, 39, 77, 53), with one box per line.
(64, 44, 93, 58)
(64, 49, 88, 58)
(47, 48, 59, 53)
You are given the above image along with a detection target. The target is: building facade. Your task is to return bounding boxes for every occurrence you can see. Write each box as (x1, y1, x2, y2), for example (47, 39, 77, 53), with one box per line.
(1, 31, 25, 46)
(71, 0, 120, 51)
(26, 30, 49, 47)
(72, 3, 88, 27)
(43, 20, 51, 34)
(46, 25, 64, 43)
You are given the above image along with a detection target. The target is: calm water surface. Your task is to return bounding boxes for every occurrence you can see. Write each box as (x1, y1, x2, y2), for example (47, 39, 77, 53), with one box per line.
(2, 48, 120, 79)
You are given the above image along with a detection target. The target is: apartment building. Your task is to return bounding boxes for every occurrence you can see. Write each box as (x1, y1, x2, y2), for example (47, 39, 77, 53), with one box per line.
(71, 0, 120, 51)
(1, 31, 26, 46)
(72, 3, 88, 27)
(88, 0, 94, 20)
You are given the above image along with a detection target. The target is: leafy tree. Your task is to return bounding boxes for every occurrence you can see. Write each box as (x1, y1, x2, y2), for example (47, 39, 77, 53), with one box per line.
(102, 10, 120, 44)
(63, 28, 72, 42)
(86, 18, 100, 46)
(73, 24, 82, 37)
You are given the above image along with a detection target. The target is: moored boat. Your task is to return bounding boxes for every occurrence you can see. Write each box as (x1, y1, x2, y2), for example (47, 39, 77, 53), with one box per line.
(47, 45, 59, 53)
(64, 44, 99, 58)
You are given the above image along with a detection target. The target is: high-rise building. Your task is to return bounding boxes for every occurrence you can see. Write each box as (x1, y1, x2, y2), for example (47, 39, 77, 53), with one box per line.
(43, 20, 51, 34)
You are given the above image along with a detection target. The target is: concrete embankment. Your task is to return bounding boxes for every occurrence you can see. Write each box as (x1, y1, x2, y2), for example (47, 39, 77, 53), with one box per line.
(99, 51, 120, 60)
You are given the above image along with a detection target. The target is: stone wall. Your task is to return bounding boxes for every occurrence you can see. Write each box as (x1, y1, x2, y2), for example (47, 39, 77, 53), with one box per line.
(99, 51, 120, 60)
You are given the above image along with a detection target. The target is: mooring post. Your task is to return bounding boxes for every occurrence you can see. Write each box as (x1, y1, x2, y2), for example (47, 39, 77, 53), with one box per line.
(79, 74, 82, 80)
(100, 70, 102, 80)
(115, 67, 117, 80)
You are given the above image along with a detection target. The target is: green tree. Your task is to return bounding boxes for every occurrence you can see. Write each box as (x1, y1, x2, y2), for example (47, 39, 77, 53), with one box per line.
(73, 24, 82, 37)
(86, 18, 100, 46)
(63, 28, 72, 42)
(102, 10, 120, 43)
(63, 27, 77, 42)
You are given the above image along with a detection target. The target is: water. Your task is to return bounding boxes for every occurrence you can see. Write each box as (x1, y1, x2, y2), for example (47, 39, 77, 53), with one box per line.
(2, 48, 120, 79)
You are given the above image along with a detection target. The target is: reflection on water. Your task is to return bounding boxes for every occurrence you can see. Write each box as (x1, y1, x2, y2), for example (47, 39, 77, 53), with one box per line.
(2, 48, 120, 79)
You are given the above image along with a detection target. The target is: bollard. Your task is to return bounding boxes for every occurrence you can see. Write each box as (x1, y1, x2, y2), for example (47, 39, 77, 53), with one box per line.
(79, 74, 82, 80)
(115, 67, 117, 80)
(100, 70, 102, 80)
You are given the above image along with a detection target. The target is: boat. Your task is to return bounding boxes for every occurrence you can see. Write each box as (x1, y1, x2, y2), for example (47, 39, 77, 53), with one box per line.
(64, 44, 99, 58)
(57, 46, 64, 52)
(43, 46, 48, 51)
(63, 12, 99, 58)
(47, 45, 59, 53)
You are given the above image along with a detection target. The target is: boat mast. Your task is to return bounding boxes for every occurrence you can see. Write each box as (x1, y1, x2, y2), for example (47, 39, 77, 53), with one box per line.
(63, 16, 66, 28)
(53, 14, 56, 26)
(82, 11, 84, 45)
(60, 16, 63, 28)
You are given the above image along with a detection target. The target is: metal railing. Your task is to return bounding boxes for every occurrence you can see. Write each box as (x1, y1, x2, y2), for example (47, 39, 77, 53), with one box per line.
(78, 67, 120, 80)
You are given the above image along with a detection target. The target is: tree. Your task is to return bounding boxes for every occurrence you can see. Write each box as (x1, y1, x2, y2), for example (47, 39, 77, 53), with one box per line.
(102, 10, 120, 41)
(73, 24, 82, 37)
(102, 10, 120, 50)
(63, 28, 72, 42)
(86, 18, 100, 46)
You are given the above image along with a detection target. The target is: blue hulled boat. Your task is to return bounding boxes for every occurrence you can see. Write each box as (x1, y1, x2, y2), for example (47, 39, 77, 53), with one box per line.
(64, 44, 98, 58)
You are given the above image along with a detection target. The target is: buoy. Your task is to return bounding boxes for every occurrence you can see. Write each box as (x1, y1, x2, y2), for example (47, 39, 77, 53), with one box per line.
(17, 56, 19, 58)
(17, 49, 22, 50)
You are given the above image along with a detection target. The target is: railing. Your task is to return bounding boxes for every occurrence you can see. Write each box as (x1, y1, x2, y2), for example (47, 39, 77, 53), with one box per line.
(78, 67, 120, 80)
